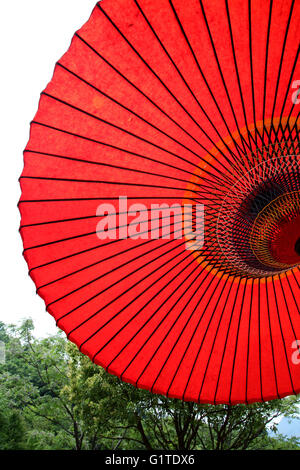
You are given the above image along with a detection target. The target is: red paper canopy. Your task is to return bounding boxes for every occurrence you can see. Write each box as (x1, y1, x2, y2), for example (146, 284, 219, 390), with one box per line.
(19, 0, 300, 404)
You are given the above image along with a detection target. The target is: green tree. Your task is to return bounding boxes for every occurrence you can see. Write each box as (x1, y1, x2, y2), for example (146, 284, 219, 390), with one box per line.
(0, 400, 26, 449)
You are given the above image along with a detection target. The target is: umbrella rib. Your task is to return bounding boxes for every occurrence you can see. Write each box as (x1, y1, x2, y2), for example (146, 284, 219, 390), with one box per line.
(291, 268, 300, 290)
(280, 275, 300, 346)
(22, 149, 229, 193)
(50, 241, 184, 314)
(225, 0, 254, 153)
(198, 0, 252, 158)
(119, 265, 213, 385)
(245, 278, 255, 404)
(271, 277, 297, 395)
(282, 103, 300, 138)
(151, 271, 224, 396)
(39, 93, 237, 184)
(74, 31, 240, 166)
(49, 216, 218, 315)
(150, 267, 215, 395)
(25, 216, 217, 281)
(20, 175, 199, 194)
(173, 271, 230, 401)
(248, 0, 258, 147)
(28, 121, 200, 177)
(275, 47, 300, 140)
(258, 278, 264, 401)
(41, 91, 210, 169)
(133, 0, 246, 169)
(23, 146, 235, 195)
(55, 234, 198, 325)
(19, 190, 223, 229)
(27, 120, 243, 191)
(30, 211, 239, 291)
(163, 270, 218, 398)
(56, 60, 231, 169)
(270, 0, 296, 125)
(228, 277, 249, 404)
(35, 218, 194, 291)
(20, 196, 195, 203)
(41, 221, 194, 300)
(197, 278, 236, 402)
(212, 277, 244, 403)
(265, 280, 280, 398)
(182, 274, 231, 402)
(20, 202, 198, 229)
(22, 218, 176, 252)
(88, 253, 207, 365)
(20, 196, 197, 204)
(287, 120, 299, 152)
(145, 269, 220, 392)
(93, 251, 205, 371)
(97, 2, 245, 171)
(63, 238, 221, 344)
(99, 255, 217, 380)
(262, 0, 273, 144)
(169, 0, 250, 160)
(62, 238, 199, 337)
(21, 203, 224, 231)
(284, 271, 300, 314)
(26, 148, 196, 185)
(279, 118, 299, 150)
(25, 209, 195, 273)
(287, 121, 297, 154)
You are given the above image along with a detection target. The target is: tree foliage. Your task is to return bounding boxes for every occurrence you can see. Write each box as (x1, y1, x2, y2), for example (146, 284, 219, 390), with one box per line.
(0, 320, 299, 450)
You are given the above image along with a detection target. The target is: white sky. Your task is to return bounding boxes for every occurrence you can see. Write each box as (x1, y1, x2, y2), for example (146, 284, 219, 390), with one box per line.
(1, 1, 96, 337)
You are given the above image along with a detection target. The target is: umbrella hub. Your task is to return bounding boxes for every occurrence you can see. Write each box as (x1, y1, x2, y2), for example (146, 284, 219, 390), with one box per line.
(251, 191, 300, 271)
(217, 154, 300, 277)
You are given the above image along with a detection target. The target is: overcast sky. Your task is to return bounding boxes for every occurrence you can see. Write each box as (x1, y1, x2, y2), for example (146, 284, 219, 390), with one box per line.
(1, 0, 96, 337)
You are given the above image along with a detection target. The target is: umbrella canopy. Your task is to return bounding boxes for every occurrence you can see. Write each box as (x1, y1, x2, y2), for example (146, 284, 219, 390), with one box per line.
(19, 0, 300, 404)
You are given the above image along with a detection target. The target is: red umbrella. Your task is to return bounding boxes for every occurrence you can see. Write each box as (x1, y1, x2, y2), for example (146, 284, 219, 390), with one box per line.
(19, 0, 300, 404)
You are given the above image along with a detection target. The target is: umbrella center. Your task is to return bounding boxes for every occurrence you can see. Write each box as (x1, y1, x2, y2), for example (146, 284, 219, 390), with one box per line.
(251, 192, 300, 270)
(217, 155, 300, 277)
(183, 119, 299, 279)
